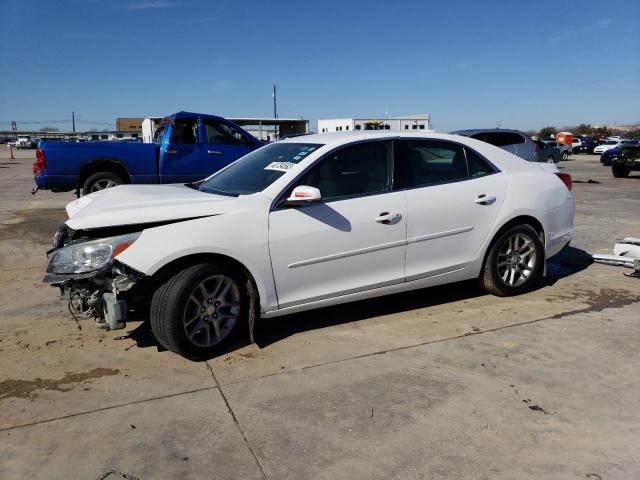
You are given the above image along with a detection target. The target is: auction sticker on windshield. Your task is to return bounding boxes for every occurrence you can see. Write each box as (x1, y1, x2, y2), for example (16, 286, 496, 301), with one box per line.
(265, 161, 297, 172)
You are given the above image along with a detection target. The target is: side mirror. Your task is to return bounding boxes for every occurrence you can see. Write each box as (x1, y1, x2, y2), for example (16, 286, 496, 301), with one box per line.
(284, 185, 321, 206)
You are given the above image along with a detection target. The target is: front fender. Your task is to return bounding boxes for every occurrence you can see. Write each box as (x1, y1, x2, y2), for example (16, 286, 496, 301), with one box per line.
(115, 195, 277, 312)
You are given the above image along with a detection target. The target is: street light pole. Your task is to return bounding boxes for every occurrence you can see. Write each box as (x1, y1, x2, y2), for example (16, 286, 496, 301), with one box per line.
(272, 85, 277, 119)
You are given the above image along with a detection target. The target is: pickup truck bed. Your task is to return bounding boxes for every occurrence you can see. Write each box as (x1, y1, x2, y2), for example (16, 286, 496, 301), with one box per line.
(35, 142, 158, 192)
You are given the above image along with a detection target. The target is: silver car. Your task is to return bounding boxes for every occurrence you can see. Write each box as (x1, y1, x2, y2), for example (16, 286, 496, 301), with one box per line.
(451, 129, 538, 162)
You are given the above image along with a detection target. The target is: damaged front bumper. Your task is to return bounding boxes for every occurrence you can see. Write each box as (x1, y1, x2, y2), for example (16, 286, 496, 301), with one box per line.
(44, 262, 144, 331)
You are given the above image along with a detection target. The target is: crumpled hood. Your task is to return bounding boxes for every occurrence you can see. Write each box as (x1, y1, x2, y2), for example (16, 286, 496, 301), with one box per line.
(65, 184, 236, 230)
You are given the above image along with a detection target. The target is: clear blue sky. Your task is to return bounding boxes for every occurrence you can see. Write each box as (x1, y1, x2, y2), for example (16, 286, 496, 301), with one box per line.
(1, 0, 639, 132)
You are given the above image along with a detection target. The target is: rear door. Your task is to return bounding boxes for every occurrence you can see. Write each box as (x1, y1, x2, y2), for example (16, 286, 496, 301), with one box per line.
(199, 119, 254, 178)
(395, 139, 507, 280)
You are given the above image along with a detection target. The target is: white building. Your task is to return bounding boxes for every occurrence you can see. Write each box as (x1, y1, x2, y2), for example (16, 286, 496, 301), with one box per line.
(318, 114, 431, 134)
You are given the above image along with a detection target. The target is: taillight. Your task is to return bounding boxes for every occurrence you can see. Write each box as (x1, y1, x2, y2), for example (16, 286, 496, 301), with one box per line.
(555, 172, 572, 191)
(33, 149, 46, 175)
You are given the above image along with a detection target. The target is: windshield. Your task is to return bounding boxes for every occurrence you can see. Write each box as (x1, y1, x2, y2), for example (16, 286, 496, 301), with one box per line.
(198, 143, 323, 196)
(605, 140, 618, 145)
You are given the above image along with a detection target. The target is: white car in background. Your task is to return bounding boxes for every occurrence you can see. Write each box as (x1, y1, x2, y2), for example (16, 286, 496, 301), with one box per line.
(594, 139, 625, 154)
(44, 132, 575, 359)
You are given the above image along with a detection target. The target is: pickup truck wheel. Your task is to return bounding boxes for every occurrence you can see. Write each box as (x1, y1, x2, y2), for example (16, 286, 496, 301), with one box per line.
(612, 166, 630, 178)
(150, 263, 247, 360)
(82, 172, 123, 195)
(560, 151, 569, 161)
(479, 224, 544, 297)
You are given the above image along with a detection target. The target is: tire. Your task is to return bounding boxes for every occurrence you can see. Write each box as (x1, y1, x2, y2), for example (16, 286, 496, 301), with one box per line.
(612, 166, 630, 178)
(561, 151, 569, 161)
(545, 155, 556, 164)
(150, 262, 248, 360)
(81, 171, 123, 195)
(479, 224, 544, 297)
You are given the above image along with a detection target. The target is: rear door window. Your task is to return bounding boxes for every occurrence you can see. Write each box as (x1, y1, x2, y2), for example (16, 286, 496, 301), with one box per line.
(203, 119, 252, 146)
(394, 140, 468, 187)
(465, 148, 496, 178)
(395, 140, 497, 188)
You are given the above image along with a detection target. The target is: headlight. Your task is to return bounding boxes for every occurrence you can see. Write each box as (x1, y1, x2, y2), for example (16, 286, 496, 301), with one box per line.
(47, 232, 141, 274)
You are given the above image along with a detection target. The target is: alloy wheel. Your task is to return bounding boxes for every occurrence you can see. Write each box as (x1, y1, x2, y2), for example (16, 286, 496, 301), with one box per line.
(182, 275, 241, 348)
(496, 232, 537, 287)
(90, 179, 119, 191)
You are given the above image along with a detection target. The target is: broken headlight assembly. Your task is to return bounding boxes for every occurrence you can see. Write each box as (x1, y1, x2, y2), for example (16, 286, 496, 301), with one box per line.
(47, 232, 141, 274)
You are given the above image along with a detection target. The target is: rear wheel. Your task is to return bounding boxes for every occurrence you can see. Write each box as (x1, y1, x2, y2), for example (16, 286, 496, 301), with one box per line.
(612, 166, 630, 178)
(479, 224, 544, 297)
(561, 151, 569, 161)
(81, 171, 123, 195)
(545, 155, 556, 163)
(150, 262, 247, 360)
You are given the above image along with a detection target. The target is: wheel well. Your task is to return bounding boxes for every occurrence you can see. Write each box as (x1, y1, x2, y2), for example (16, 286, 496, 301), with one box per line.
(497, 215, 544, 239)
(78, 159, 131, 188)
(481, 215, 545, 269)
(148, 253, 258, 295)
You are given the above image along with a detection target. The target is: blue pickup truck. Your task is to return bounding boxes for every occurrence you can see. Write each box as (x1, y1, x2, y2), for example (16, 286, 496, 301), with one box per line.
(33, 112, 262, 195)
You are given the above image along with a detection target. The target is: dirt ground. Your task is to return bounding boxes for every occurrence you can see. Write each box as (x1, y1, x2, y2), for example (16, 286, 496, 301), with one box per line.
(0, 147, 639, 480)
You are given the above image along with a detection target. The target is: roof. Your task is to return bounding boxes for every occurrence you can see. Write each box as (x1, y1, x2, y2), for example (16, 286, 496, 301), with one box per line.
(279, 130, 468, 146)
(229, 118, 308, 126)
(452, 128, 524, 135)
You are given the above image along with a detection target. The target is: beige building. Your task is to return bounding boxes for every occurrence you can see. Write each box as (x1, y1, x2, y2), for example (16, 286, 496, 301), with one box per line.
(116, 118, 144, 133)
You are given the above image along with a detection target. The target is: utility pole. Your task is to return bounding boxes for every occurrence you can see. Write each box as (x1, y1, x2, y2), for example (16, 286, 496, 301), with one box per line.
(72, 111, 76, 132)
(272, 85, 277, 119)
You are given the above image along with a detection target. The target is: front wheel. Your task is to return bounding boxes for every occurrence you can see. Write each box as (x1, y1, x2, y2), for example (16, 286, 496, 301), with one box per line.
(150, 263, 247, 360)
(546, 155, 556, 163)
(561, 151, 569, 161)
(612, 166, 630, 178)
(479, 224, 544, 297)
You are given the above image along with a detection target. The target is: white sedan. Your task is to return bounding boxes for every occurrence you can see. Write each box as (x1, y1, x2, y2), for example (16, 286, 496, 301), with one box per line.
(594, 140, 624, 154)
(45, 132, 575, 359)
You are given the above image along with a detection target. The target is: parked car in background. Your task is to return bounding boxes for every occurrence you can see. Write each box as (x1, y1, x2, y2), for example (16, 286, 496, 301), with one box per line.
(543, 140, 571, 161)
(594, 139, 626, 155)
(571, 137, 583, 152)
(601, 140, 640, 166)
(535, 140, 561, 163)
(16, 136, 36, 149)
(44, 131, 574, 359)
(572, 138, 597, 154)
(450, 129, 538, 162)
(33, 111, 262, 195)
(609, 142, 640, 178)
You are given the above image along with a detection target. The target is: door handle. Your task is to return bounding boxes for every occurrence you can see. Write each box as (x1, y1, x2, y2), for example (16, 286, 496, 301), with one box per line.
(165, 149, 178, 154)
(207, 150, 222, 155)
(475, 194, 496, 205)
(375, 211, 402, 224)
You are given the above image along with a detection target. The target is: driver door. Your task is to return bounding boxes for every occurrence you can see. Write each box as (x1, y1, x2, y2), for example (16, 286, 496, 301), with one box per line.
(160, 117, 201, 184)
(268, 140, 407, 308)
